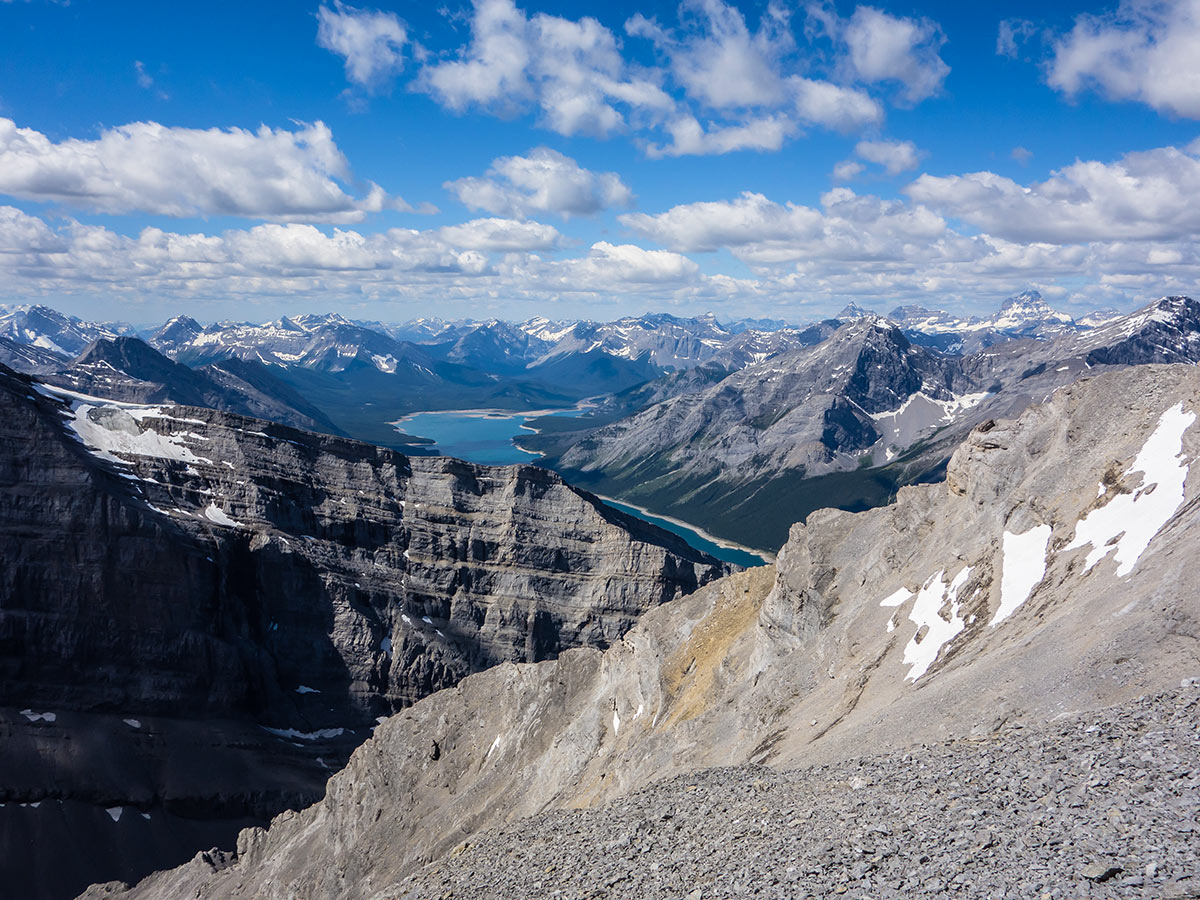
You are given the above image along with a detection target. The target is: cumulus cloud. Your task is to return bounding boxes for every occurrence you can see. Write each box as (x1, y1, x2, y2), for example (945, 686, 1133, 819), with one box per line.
(565, 241, 700, 284)
(809, 4, 950, 104)
(445, 148, 633, 219)
(906, 143, 1200, 243)
(0, 118, 401, 222)
(1048, 0, 1200, 118)
(3, 175, 1199, 314)
(832, 159, 865, 181)
(854, 138, 922, 174)
(435, 217, 561, 251)
(790, 77, 883, 129)
(415, 0, 945, 157)
(625, 1, 791, 109)
(644, 114, 793, 158)
(419, 0, 669, 138)
(620, 188, 947, 266)
(317, 2, 407, 92)
(620, 191, 823, 252)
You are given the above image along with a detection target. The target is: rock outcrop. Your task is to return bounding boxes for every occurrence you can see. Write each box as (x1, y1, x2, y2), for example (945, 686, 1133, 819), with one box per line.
(97, 364, 1200, 900)
(0, 364, 727, 899)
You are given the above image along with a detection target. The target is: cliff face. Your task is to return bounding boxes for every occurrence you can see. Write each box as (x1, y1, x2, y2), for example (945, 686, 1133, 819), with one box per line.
(0, 364, 727, 900)
(100, 364, 1200, 900)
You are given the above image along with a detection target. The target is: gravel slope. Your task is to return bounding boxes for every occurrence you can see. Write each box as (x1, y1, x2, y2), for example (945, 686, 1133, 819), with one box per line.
(403, 687, 1200, 900)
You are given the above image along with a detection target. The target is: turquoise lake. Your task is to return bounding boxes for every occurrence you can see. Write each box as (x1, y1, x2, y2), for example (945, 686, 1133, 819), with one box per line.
(394, 408, 767, 568)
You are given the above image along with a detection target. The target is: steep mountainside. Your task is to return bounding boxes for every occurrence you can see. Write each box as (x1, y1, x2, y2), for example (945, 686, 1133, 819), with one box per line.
(549, 318, 973, 548)
(0, 365, 726, 899)
(0, 305, 132, 357)
(97, 364, 1200, 900)
(548, 296, 1200, 550)
(0, 335, 66, 374)
(35, 337, 343, 435)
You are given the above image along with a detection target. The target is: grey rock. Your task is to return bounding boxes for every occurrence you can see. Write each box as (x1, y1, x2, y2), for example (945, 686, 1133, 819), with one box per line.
(0, 363, 727, 899)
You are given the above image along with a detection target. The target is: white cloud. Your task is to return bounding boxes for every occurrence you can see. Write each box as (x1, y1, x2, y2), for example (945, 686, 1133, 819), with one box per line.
(790, 77, 883, 129)
(445, 147, 633, 219)
(812, 4, 949, 104)
(906, 143, 1200, 243)
(620, 191, 823, 252)
(0, 118, 400, 222)
(645, 114, 794, 158)
(419, 0, 669, 139)
(569, 241, 700, 283)
(832, 159, 865, 181)
(436, 217, 562, 251)
(418, 0, 938, 157)
(3, 188, 1199, 316)
(996, 18, 1037, 58)
(854, 138, 922, 174)
(1011, 146, 1033, 163)
(317, 2, 407, 92)
(626, 1, 791, 109)
(1048, 0, 1200, 118)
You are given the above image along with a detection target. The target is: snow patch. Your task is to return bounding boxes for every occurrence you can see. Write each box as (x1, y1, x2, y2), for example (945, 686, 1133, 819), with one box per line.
(122, 718, 142, 729)
(260, 726, 345, 741)
(1065, 402, 1195, 577)
(65, 403, 213, 467)
(882, 568, 972, 681)
(106, 807, 123, 822)
(992, 524, 1053, 625)
(203, 503, 240, 528)
(295, 685, 320, 694)
(20, 709, 56, 723)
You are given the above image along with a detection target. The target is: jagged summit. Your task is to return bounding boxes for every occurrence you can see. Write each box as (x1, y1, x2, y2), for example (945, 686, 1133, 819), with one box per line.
(835, 302, 878, 321)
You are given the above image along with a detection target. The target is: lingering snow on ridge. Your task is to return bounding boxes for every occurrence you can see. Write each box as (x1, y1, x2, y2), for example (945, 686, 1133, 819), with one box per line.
(993, 524, 1052, 625)
(880, 567, 972, 681)
(1066, 402, 1196, 578)
(57, 396, 214, 467)
(871, 390, 994, 458)
(20, 709, 56, 722)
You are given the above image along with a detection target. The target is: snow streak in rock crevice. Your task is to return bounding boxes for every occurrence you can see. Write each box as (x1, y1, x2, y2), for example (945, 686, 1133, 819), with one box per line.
(1066, 402, 1196, 578)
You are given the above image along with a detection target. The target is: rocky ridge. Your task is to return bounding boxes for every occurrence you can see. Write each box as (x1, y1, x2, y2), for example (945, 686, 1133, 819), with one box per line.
(95, 364, 1200, 899)
(0, 363, 727, 899)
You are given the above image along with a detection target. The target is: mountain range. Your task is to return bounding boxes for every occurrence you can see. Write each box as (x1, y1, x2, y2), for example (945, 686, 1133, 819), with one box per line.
(3, 292, 1194, 555)
(82, 362, 1200, 900)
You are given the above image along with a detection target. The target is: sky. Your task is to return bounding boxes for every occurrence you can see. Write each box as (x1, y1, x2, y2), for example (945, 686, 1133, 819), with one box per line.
(0, 0, 1198, 326)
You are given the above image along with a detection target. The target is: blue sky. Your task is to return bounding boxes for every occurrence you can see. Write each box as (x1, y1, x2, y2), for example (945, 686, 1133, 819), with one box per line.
(0, 0, 1197, 325)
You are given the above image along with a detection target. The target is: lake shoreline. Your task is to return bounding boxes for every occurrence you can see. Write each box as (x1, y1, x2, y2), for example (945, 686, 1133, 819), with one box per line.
(594, 493, 774, 565)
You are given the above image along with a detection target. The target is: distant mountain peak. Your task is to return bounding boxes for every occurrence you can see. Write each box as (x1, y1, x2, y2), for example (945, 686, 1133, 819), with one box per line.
(836, 303, 878, 321)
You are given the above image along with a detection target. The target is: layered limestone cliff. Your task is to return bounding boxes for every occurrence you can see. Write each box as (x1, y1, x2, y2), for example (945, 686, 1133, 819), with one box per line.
(97, 364, 1200, 900)
(0, 364, 727, 899)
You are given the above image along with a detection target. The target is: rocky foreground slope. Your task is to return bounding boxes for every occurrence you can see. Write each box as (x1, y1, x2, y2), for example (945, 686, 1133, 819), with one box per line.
(98, 364, 1200, 899)
(0, 364, 726, 899)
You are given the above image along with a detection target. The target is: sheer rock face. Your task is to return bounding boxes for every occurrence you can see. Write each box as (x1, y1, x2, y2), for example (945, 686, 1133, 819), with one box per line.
(100, 365, 1200, 900)
(0, 364, 727, 900)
